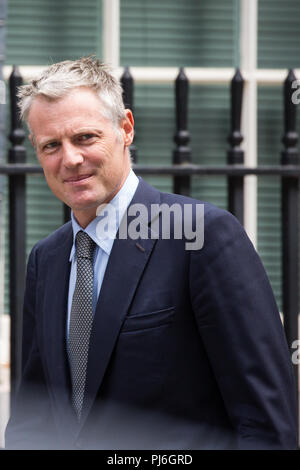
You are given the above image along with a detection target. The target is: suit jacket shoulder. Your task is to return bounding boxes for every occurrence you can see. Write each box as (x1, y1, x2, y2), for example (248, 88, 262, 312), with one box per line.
(33, 220, 73, 252)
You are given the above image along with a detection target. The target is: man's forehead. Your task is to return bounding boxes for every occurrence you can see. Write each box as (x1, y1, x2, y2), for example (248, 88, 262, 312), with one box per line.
(28, 88, 108, 128)
(29, 87, 103, 114)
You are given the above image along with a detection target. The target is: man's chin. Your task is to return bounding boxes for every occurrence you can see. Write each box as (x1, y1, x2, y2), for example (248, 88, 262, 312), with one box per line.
(65, 197, 100, 211)
(71, 204, 98, 215)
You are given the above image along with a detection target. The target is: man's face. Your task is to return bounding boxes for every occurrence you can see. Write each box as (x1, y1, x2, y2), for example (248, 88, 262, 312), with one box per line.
(28, 87, 134, 227)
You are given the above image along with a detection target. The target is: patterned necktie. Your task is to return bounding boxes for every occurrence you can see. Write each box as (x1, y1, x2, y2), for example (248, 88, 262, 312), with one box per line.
(67, 230, 96, 421)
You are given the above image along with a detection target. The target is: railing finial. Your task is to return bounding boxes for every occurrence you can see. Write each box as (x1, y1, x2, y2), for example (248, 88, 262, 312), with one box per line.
(173, 67, 191, 196)
(120, 66, 137, 163)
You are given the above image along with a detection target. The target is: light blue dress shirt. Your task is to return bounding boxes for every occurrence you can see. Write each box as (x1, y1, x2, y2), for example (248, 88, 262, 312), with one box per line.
(67, 169, 139, 338)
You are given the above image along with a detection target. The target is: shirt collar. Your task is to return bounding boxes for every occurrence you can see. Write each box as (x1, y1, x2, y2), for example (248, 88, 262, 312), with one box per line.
(69, 169, 139, 261)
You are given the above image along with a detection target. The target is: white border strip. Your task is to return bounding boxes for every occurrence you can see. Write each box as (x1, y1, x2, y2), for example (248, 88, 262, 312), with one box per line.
(240, 0, 258, 247)
(3, 65, 296, 85)
(102, 0, 120, 68)
(115, 67, 236, 84)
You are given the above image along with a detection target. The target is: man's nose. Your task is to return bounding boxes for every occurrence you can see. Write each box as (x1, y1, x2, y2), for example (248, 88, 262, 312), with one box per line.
(61, 141, 84, 168)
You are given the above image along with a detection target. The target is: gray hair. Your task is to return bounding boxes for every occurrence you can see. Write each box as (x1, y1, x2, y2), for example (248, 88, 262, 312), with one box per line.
(17, 56, 126, 129)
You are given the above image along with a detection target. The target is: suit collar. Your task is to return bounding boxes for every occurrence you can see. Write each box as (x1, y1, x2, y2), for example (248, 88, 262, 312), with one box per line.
(69, 170, 139, 259)
(41, 226, 78, 432)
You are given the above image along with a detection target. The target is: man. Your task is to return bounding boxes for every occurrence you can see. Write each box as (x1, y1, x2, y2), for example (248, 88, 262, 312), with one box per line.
(5, 57, 298, 450)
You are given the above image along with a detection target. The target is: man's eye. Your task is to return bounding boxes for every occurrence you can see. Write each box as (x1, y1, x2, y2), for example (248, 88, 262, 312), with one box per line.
(44, 141, 59, 151)
(78, 134, 94, 142)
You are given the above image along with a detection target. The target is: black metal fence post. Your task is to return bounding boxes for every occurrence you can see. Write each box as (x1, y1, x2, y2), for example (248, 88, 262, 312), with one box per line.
(281, 69, 299, 410)
(8, 66, 26, 399)
(173, 68, 191, 196)
(227, 69, 244, 225)
(121, 66, 137, 163)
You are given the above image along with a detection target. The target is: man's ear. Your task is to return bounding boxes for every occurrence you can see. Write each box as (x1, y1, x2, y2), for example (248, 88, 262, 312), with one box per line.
(121, 109, 134, 147)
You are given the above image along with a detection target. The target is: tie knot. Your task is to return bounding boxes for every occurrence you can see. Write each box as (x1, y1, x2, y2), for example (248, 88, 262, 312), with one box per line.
(76, 231, 95, 259)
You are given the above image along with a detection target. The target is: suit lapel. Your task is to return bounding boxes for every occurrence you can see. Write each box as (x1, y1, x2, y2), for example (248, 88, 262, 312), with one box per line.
(42, 226, 77, 430)
(79, 179, 161, 428)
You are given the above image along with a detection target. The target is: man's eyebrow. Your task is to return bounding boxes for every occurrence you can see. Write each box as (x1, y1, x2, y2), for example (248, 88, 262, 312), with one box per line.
(37, 128, 103, 148)
(73, 128, 103, 136)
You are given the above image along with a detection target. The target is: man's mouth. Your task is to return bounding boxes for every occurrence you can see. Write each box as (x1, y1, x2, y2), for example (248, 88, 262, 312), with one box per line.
(63, 174, 93, 184)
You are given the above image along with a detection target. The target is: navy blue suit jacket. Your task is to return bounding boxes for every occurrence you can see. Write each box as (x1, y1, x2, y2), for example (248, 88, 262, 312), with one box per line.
(5, 178, 298, 449)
